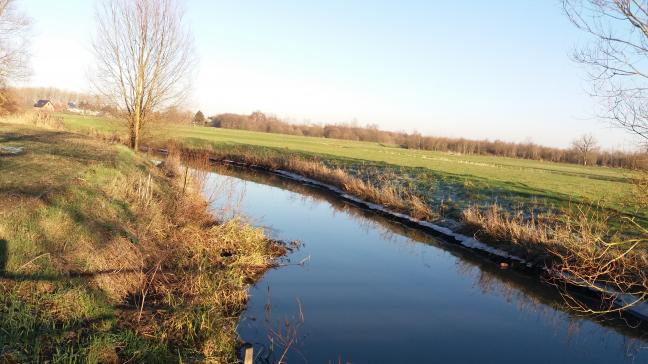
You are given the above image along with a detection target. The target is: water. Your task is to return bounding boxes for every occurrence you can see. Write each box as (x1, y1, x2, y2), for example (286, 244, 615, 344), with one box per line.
(201, 166, 648, 364)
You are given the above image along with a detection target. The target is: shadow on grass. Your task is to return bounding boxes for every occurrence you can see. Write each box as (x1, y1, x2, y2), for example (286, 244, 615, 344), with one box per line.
(0, 129, 72, 150)
(0, 239, 6, 275)
(0, 311, 117, 359)
(0, 268, 143, 282)
(0, 127, 116, 164)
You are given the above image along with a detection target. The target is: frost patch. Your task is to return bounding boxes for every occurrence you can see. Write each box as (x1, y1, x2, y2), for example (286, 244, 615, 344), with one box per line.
(275, 168, 527, 263)
(0, 146, 24, 155)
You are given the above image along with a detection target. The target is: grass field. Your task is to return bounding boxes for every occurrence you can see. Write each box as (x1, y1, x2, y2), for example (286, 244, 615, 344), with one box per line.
(60, 113, 644, 224)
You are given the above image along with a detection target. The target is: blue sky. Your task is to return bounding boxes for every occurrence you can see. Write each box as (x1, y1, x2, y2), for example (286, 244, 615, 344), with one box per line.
(21, 0, 640, 149)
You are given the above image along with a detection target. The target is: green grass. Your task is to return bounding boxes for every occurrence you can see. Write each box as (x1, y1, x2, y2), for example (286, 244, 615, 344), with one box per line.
(0, 123, 171, 362)
(59, 113, 645, 224)
(0, 121, 280, 362)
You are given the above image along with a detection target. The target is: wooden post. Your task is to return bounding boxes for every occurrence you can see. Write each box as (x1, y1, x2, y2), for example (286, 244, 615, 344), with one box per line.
(244, 346, 253, 364)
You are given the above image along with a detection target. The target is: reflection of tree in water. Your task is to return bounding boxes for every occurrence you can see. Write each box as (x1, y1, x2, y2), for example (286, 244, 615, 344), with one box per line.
(205, 165, 427, 248)
(454, 259, 648, 360)
(199, 164, 648, 360)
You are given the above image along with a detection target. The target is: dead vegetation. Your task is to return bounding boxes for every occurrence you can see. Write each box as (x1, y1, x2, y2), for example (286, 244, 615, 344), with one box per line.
(463, 203, 648, 316)
(1, 110, 63, 128)
(548, 216, 648, 315)
(173, 143, 437, 222)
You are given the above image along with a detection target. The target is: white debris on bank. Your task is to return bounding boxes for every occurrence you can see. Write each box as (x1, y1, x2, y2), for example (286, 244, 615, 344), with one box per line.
(419, 221, 527, 263)
(274, 169, 527, 263)
(0, 146, 24, 155)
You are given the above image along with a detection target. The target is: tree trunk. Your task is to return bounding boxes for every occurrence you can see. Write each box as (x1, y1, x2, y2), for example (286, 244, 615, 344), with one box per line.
(129, 116, 141, 150)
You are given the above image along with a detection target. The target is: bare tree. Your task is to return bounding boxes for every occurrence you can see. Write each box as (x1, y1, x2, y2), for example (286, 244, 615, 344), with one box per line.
(0, 0, 30, 87)
(571, 133, 599, 165)
(92, 0, 195, 150)
(559, 2, 648, 320)
(563, 0, 648, 146)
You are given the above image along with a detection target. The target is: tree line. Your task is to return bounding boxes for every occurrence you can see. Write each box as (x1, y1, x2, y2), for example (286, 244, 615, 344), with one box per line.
(208, 111, 648, 169)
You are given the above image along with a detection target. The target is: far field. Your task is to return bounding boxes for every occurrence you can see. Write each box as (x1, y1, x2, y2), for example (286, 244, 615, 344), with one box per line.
(61, 114, 645, 224)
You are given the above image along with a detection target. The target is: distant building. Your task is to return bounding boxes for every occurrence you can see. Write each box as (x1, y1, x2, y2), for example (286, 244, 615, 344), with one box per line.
(63, 101, 100, 116)
(67, 102, 83, 114)
(33, 100, 54, 111)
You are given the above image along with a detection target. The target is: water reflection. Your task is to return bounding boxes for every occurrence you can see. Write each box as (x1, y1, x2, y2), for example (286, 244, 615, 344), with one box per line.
(200, 165, 648, 364)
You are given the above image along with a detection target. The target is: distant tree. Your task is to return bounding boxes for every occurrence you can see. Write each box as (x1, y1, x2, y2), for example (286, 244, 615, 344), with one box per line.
(92, 0, 195, 150)
(0, 0, 30, 87)
(156, 106, 191, 124)
(0, 88, 18, 115)
(572, 134, 599, 165)
(204, 110, 644, 169)
(193, 110, 205, 125)
(563, 0, 648, 145)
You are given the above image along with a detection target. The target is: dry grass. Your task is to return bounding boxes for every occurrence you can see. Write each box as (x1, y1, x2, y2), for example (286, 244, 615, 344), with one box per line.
(2, 111, 64, 129)
(548, 215, 648, 315)
(462, 205, 558, 255)
(168, 143, 438, 222)
(461, 203, 624, 262)
(463, 202, 648, 314)
(0, 122, 283, 362)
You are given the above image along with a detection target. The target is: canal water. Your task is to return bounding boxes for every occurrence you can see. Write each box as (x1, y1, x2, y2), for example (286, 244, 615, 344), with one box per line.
(201, 166, 648, 364)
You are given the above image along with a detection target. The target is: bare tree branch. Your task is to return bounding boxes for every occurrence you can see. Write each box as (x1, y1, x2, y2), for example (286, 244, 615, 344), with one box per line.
(564, 0, 648, 144)
(0, 0, 30, 87)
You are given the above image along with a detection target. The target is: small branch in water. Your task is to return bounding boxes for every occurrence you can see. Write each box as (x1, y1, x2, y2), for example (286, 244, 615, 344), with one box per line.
(276, 255, 311, 268)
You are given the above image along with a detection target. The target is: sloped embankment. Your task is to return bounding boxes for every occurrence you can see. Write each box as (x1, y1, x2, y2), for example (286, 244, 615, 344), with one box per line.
(0, 123, 283, 362)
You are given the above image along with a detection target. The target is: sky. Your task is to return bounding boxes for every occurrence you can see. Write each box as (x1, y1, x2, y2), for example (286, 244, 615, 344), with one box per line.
(20, 0, 642, 150)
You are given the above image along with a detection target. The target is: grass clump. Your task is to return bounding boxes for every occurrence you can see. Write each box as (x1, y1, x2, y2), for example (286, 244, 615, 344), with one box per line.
(0, 122, 283, 362)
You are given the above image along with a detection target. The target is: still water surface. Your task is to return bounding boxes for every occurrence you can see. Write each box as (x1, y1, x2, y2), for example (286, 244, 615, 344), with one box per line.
(201, 166, 648, 364)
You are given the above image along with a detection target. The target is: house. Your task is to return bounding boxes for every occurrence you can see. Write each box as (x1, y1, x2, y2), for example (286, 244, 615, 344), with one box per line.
(67, 101, 83, 114)
(33, 100, 54, 111)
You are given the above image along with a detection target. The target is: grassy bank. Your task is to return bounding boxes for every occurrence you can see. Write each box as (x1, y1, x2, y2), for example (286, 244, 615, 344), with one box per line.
(47, 114, 648, 312)
(0, 121, 283, 362)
